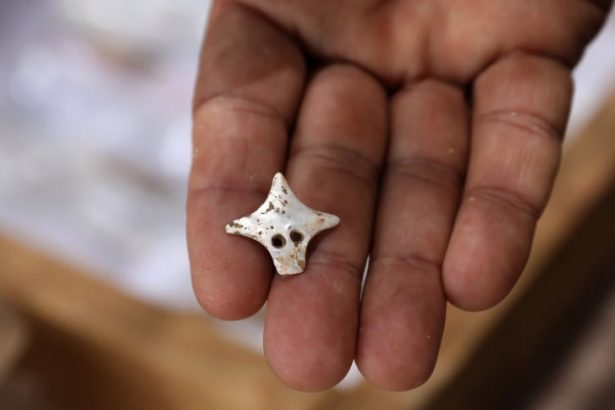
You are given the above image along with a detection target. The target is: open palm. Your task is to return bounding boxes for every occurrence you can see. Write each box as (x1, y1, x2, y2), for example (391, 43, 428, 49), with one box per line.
(187, 0, 611, 391)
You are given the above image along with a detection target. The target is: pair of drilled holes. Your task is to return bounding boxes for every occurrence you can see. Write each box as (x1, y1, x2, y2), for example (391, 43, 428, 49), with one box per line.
(271, 230, 303, 248)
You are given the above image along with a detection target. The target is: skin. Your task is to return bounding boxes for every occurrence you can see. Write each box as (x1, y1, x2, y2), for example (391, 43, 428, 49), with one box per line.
(187, 0, 612, 391)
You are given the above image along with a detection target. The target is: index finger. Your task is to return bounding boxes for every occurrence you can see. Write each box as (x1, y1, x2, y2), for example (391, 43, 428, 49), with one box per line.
(188, 2, 305, 319)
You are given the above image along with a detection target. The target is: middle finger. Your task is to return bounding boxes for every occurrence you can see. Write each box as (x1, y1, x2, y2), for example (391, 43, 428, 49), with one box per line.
(357, 80, 469, 390)
(264, 64, 388, 391)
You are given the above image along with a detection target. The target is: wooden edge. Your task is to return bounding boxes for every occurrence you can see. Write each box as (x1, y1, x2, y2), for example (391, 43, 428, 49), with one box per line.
(0, 235, 338, 410)
(0, 303, 28, 383)
(332, 86, 615, 409)
(421, 171, 615, 410)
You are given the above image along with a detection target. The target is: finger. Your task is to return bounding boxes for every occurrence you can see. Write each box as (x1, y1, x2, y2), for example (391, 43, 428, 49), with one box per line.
(263, 65, 388, 391)
(187, 2, 305, 319)
(356, 80, 470, 390)
(443, 52, 572, 311)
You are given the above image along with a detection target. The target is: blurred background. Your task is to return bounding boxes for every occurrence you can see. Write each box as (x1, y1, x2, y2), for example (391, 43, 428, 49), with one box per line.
(0, 0, 203, 309)
(0, 0, 614, 409)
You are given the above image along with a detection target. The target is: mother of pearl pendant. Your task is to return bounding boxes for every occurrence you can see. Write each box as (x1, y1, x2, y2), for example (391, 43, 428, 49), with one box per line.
(225, 173, 340, 275)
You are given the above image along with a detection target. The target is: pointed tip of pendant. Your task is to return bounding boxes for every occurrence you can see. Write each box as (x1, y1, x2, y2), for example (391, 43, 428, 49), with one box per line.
(270, 172, 296, 200)
(225, 218, 251, 235)
(324, 214, 341, 229)
(224, 223, 236, 235)
(271, 172, 288, 189)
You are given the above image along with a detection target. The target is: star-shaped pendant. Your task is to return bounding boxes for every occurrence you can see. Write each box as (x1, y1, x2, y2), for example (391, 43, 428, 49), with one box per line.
(225, 173, 340, 275)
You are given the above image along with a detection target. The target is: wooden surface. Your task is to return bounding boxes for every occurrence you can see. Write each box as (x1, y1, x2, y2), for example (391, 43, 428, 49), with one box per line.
(425, 88, 615, 409)
(419, 86, 615, 409)
(425, 165, 615, 409)
(0, 87, 613, 409)
(0, 303, 27, 383)
(330, 87, 615, 410)
(0, 238, 336, 409)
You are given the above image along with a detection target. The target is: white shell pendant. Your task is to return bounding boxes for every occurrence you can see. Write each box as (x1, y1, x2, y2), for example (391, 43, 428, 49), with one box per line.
(225, 173, 340, 275)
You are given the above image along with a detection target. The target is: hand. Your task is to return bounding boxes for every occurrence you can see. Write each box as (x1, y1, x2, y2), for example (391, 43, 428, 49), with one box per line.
(187, 0, 611, 391)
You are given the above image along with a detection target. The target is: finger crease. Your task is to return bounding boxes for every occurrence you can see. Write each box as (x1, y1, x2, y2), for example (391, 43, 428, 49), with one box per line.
(478, 109, 561, 142)
(386, 156, 464, 190)
(372, 254, 441, 277)
(194, 93, 289, 128)
(290, 143, 381, 189)
(465, 185, 542, 220)
(308, 248, 365, 280)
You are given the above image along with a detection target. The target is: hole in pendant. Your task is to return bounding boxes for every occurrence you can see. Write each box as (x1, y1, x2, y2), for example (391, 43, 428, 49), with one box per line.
(271, 234, 286, 248)
(290, 230, 303, 245)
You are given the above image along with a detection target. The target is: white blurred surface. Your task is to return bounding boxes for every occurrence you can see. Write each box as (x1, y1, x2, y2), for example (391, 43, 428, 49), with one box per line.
(0, 0, 209, 309)
(569, 8, 615, 138)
